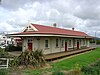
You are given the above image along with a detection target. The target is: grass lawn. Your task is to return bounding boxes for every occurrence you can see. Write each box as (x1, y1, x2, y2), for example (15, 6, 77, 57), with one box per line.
(23, 48, 100, 75)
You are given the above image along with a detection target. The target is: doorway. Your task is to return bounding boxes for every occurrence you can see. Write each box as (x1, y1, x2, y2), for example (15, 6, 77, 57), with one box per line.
(65, 42, 67, 52)
(77, 41, 79, 49)
(28, 39, 33, 51)
(28, 43, 32, 51)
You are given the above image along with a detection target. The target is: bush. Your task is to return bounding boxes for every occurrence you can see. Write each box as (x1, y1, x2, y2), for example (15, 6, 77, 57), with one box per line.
(0, 69, 8, 75)
(81, 59, 100, 75)
(0, 48, 10, 58)
(5, 44, 22, 52)
(10, 49, 46, 68)
(96, 40, 100, 44)
(52, 71, 65, 75)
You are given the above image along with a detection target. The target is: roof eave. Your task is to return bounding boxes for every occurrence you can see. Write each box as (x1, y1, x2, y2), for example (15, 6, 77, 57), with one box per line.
(8, 33, 89, 38)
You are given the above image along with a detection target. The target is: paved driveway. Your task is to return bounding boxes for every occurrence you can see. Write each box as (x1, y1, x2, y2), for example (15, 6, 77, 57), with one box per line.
(8, 51, 21, 56)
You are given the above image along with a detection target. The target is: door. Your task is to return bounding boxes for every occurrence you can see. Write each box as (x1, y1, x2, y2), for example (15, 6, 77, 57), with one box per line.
(65, 42, 67, 52)
(77, 41, 79, 49)
(27, 39, 33, 51)
(28, 43, 32, 51)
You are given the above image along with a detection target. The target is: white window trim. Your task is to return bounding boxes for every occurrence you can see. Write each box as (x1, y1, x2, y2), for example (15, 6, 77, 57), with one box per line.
(61, 40, 64, 47)
(83, 39, 86, 46)
(44, 38, 50, 49)
(68, 39, 73, 48)
(74, 40, 76, 47)
(56, 38, 59, 48)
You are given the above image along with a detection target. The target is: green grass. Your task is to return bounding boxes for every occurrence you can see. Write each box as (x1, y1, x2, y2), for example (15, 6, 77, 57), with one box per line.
(0, 69, 8, 75)
(23, 48, 100, 75)
(52, 48, 100, 70)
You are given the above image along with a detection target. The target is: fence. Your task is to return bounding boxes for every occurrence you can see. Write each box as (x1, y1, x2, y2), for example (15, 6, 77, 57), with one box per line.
(0, 58, 13, 69)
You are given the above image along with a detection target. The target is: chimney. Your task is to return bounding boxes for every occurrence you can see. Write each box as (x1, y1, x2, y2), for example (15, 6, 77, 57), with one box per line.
(53, 23, 57, 27)
(72, 27, 74, 30)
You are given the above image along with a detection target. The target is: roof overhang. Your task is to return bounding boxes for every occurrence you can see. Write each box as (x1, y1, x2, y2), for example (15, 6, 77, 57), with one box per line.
(7, 34, 91, 38)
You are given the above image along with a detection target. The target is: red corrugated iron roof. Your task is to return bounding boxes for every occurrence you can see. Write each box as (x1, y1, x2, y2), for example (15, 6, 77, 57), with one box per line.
(12, 23, 89, 37)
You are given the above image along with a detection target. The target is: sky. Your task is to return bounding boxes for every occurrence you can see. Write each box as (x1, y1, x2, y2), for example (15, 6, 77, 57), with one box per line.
(0, 0, 100, 37)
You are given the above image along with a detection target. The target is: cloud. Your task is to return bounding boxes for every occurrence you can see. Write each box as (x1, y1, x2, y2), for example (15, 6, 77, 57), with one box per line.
(0, 0, 100, 37)
(1, 0, 32, 10)
(73, 0, 100, 20)
(0, 22, 14, 31)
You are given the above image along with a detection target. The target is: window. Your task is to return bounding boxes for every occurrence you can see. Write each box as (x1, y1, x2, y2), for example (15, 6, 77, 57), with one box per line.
(79, 39, 82, 45)
(28, 39, 32, 43)
(80, 40, 82, 45)
(61, 40, 64, 47)
(69, 40, 72, 47)
(45, 40, 49, 48)
(83, 39, 85, 45)
(74, 40, 76, 46)
(56, 39, 59, 47)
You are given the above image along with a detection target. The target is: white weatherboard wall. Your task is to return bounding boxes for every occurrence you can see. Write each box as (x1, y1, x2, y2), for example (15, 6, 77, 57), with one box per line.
(80, 39, 87, 47)
(68, 39, 73, 50)
(51, 37, 60, 53)
(74, 39, 77, 48)
(33, 37, 51, 54)
(87, 40, 90, 47)
(61, 38, 66, 52)
(33, 37, 65, 54)
(22, 38, 28, 52)
(22, 36, 90, 54)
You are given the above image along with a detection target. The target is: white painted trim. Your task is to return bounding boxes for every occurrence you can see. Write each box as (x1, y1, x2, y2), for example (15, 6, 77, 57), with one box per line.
(22, 23, 30, 32)
(68, 39, 73, 48)
(30, 24, 38, 31)
(9, 34, 87, 38)
(0, 58, 13, 69)
(22, 23, 38, 32)
(44, 38, 50, 49)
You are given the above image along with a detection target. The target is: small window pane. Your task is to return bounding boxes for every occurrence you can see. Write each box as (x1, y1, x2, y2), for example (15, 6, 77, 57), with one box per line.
(69, 40, 71, 47)
(83, 39, 85, 45)
(45, 40, 48, 48)
(56, 39, 59, 47)
(61, 40, 64, 47)
(74, 40, 76, 46)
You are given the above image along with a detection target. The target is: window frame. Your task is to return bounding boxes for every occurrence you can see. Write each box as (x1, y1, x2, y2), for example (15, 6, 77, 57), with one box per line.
(56, 39, 59, 47)
(69, 40, 72, 47)
(45, 39, 48, 48)
(83, 39, 86, 45)
(61, 40, 64, 47)
(74, 40, 76, 46)
(44, 39, 50, 49)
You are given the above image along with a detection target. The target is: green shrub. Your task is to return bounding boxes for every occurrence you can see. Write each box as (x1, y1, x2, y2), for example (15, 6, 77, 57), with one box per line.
(0, 48, 10, 58)
(0, 69, 8, 75)
(96, 40, 100, 44)
(52, 71, 65, 75)
(81, 59, 100, 75)
(11, 49, 46, 68)
(5, 44, 22, 52)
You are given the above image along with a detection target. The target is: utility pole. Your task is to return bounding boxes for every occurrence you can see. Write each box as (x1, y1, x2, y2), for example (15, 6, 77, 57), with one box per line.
(95, 31, 97, 46)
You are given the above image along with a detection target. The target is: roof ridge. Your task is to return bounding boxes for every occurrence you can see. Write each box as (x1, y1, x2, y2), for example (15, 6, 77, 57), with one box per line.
(10, 23, 88, 37)
(31, 23, 86, 34)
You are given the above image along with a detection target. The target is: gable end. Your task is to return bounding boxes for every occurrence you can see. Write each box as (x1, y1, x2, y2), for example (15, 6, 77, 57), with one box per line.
(23, 23, 38, 32)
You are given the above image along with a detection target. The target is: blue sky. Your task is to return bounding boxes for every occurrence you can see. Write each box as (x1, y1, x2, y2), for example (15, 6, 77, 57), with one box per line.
(0, 0, 100, 37)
